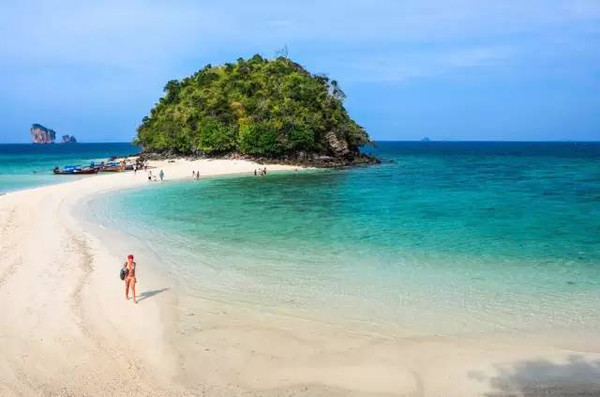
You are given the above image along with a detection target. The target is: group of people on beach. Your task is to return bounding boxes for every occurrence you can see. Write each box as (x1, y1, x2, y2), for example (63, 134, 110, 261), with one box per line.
(122, 166, 273, 306)
(133, 158, 148, 174)
(254, 167, 268, 176)
(147, 169, 165, 181)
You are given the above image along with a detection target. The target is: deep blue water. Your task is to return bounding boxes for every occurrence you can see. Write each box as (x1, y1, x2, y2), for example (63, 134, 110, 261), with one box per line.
(90, 142, 600, 335)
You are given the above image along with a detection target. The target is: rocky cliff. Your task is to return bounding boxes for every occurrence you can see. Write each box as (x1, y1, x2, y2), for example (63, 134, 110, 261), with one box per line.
(30, 124, 77, 144)
(61, 135, 77, 144)
(31, 124, 56, 144)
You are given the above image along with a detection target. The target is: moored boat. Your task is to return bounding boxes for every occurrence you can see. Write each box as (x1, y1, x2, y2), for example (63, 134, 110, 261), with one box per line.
(100, 161, 125, 172)
(53, 165, 99, 175)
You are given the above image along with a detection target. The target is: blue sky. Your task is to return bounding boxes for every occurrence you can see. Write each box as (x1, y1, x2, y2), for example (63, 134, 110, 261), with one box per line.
(1, 0, 599, 143)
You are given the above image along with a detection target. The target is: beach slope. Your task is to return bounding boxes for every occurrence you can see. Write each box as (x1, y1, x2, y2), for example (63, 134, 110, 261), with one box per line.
(0, 159, 299, 395)
(1, 158, 599, 396)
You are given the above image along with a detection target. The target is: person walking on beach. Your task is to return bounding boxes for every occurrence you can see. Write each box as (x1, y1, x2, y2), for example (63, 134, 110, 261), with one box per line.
(159, 169, 164, 181)
(123, 254, 137, 303)
(192, 170, 196, 179)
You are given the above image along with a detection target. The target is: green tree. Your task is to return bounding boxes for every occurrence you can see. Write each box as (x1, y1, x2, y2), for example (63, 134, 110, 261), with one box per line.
(135, 55, 371, 158)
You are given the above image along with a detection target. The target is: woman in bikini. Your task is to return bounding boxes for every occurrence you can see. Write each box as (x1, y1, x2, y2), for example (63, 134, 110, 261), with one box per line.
(123, 254, 137, 303)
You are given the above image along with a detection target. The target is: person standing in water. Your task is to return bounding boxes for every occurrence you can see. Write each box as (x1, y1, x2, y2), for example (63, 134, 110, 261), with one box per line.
(159, 169, 164, 181)
(123, 254, 137, 303)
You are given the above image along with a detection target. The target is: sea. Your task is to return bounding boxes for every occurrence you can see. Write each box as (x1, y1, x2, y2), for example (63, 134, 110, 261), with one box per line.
(2, 142, 600, 336)
(0, 143, 139, 194)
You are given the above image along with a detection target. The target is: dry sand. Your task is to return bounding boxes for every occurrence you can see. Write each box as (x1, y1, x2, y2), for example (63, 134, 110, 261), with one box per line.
(1, 158, 599, 396)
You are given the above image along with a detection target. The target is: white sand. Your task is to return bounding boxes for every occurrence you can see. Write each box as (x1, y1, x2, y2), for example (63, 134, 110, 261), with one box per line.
(1, 158, 599, 396)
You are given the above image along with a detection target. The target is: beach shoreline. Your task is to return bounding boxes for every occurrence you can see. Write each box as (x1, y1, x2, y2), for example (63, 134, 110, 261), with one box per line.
(1, 157, 599, 396)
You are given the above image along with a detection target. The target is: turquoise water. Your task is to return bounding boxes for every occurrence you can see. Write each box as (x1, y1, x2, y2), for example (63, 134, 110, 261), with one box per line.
(0, 143, 139, 193)
(93, 142, 600, 335)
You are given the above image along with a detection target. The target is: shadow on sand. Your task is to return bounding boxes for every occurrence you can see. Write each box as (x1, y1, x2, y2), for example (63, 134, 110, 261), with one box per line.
(136, 288, 169, 303)
(469, 355, 600, 396)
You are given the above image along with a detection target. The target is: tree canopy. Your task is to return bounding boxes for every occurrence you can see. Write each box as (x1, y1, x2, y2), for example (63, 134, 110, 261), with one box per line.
(135, 55, 371, 160)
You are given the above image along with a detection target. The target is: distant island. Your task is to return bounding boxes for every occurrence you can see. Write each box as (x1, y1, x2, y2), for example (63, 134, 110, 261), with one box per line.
(31, 124, 56, 144)
(61, 135, 77, 144)
(135, 55, 377, 167)
(30, 124, 77, 144)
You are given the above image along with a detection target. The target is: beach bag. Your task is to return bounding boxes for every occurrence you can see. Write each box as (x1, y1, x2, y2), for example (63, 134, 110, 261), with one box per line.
(120, 267, 127, 281)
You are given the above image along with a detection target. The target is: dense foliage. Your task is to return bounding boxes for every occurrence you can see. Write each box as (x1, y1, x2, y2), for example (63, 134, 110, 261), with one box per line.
(135, 55, 371, 158)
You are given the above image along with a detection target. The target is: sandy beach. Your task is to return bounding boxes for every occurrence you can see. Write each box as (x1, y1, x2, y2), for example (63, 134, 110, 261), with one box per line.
(1, 158, 599, 396)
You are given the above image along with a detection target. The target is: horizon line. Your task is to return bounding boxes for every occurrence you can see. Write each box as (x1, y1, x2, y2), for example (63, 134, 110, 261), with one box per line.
(1, 139, 599, 145)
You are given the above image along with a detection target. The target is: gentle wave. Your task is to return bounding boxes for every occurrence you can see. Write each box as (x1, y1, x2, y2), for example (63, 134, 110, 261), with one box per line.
(89, 142, 600, 336)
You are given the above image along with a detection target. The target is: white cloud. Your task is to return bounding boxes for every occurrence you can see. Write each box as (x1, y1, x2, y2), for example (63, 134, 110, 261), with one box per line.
(0, 0, 597, 84)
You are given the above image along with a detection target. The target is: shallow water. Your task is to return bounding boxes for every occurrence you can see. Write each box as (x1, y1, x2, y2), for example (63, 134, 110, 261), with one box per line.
(0, 143, 139, 193)
(91, 142, 600, 336)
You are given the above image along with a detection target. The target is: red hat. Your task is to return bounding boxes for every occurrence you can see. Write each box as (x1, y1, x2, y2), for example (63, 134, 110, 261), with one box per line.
(127, 254, 134, 259)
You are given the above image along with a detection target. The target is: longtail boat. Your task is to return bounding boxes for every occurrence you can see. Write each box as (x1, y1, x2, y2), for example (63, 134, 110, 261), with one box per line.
(100, 161, 125, 172)
(53, 165, 99, 175)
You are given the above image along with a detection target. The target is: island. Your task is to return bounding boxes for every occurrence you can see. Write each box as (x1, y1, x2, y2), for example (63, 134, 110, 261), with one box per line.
(135, 55, 377, 167)
(61, 135, 77, 144)
(30, 123, 77, 144)
(31, 123, 56, 144)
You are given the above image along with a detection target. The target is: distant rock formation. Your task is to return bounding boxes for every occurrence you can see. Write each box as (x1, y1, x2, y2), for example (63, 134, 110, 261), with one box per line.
(31, 123, 56, 144)
(30, 124, 77, 144)
(61, 135, 77, 144)
(421, 137, 431, 142)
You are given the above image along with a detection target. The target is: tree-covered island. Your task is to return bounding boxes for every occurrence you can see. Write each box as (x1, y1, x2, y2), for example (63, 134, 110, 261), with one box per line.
(135, 55, 378, 167)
